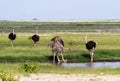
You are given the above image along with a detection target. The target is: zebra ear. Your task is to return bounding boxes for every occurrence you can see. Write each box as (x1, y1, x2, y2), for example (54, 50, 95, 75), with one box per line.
(51, 37, 56, 41)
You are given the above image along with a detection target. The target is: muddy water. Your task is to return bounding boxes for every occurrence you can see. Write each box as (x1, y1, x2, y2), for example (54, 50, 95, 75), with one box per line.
(62, 62, 120, 68)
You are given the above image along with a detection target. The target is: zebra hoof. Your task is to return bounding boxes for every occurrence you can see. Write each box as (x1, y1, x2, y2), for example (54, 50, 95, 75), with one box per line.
(62, 60, 67, 62)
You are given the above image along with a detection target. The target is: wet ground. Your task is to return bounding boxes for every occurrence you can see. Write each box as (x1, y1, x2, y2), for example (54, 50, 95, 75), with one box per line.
(61, 62, 120, 68)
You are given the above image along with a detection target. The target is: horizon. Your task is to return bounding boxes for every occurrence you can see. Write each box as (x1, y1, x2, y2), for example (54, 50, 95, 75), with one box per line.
(1, 19, 120, 22)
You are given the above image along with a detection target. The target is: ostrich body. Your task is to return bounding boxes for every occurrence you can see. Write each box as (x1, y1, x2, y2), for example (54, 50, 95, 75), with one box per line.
(49, 36, 65, 63)
(8, 29, 16, 47)
(32, 27, 39, 47)
(32, 34, 39, 47)
(8, 33, 16, 40)
(85, 34, 96, 62)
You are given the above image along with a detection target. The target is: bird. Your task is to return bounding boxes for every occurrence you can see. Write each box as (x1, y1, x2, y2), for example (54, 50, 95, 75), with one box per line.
(32, 34, 39, 47)
(32, 27, 40, 47)
(8, 28, 16, 47)
(85, 33, 96, 62)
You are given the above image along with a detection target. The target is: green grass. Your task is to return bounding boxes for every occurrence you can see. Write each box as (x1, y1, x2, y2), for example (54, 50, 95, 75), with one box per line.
(0, 21, 120, 33)
(0, 63, 120, 75)
(0, 21, 120, 75)
(0, 33, 120, 63)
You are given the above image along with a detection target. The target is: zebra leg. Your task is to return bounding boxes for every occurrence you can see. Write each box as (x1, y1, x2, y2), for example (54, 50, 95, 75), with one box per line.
(61, 53, 65, 62)
(53, 53, 56, 63)
(56, 54, 60, 63)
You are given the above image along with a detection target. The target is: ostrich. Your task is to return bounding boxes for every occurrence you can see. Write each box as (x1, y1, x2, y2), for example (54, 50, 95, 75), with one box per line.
(85, 33, 96, 62)
(49, 36, 65, 63)
(8, 28, 16, 47)
(32, 27, 40, 47)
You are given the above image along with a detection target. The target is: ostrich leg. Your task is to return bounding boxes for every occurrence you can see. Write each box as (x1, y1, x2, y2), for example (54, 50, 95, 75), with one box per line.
(34, 42, 36, 47)
(11, 40, 13, 47)
(90, 47, 95, 62)
(90, 52, 94, 62)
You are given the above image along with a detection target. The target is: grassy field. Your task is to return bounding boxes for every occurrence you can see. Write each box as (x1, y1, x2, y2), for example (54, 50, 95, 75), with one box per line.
(0, 33, 120, 63)
(0, 21, 120, 33)
(0, 21, 120, 75)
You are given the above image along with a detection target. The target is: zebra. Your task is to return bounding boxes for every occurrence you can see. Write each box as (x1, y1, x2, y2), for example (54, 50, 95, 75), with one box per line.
(48, 36, 65, 63)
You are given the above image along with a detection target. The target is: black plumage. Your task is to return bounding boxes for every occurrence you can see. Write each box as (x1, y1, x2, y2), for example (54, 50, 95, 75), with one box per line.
(32, 34, 39, 43)
(86, 41, 96, 50)
(8, 32, 16, 40)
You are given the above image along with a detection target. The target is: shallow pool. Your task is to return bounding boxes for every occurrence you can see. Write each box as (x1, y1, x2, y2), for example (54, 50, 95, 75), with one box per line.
(62, 62, 120, 68)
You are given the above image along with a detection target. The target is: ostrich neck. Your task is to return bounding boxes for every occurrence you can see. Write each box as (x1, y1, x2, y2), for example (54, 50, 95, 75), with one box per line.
(36, 27, 39, 34)
(85, 33, 88, 43)
(13, 29, 14, 34)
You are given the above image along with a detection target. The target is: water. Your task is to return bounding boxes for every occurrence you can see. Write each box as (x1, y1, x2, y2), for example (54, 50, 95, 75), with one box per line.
(62, 62, 120, 68)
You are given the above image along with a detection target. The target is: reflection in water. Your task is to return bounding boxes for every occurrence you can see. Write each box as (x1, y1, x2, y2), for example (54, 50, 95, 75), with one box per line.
(61, 62, 120, 68)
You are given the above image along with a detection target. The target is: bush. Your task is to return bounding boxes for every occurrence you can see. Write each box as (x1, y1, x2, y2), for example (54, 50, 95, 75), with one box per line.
(68, 41, 78, 46)
(20, 63, 38, 73)
(0, 71, 18, 81)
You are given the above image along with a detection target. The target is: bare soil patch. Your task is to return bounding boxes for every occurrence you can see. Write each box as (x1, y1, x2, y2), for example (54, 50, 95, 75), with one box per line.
(19, 74, 120, 81)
